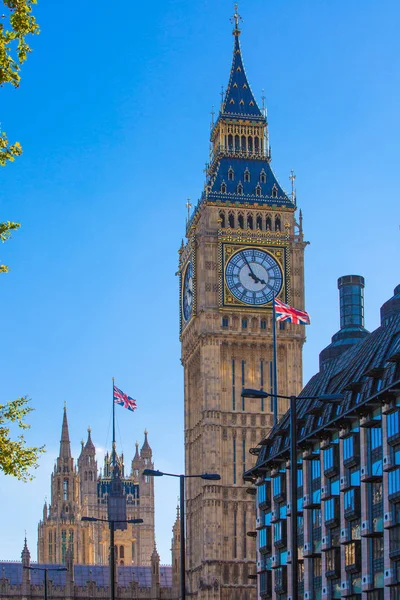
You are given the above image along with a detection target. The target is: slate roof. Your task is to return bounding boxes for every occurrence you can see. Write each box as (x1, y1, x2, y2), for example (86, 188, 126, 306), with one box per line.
(245, 285, 400, 476)
(0, 563, 172, 589)
(219, 32, 265, 122)
(205, 157, 292, 207)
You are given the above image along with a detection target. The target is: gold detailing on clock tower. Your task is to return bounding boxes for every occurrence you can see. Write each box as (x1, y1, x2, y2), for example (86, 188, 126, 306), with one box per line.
(178, 9, 307, 600)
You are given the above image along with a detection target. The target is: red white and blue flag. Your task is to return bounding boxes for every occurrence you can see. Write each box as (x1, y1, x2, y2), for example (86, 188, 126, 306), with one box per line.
(274, 298, 311, 325)
(113, 385, 137, 412)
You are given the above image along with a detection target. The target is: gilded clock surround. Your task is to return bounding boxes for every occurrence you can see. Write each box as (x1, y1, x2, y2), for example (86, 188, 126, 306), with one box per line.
(221, 243, 287, 309)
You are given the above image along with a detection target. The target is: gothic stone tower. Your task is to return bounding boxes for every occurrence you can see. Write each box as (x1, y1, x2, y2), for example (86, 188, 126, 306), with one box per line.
(38, 409, 155, 567)
(179, 10, 307, 600)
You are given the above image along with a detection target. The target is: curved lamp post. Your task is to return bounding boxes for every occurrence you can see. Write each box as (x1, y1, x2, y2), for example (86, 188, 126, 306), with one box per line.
(241, 389, 343, 600)
(143, 469, 221, 600)
(81, 516, 143, 600)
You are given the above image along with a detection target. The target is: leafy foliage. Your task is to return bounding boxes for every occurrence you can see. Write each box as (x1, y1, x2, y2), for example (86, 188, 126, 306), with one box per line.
(0, 220, 20, 272)
(1, 0, 39, 165)
(0, 396, 45, 480)
(1, 130, 22, 165)
(0, 6, 43, 480)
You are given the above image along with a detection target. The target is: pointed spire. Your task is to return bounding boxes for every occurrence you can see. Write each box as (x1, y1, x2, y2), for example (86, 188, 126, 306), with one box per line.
(140, 429, 152, 459)
(220, 8, 264, 121)
(133, 441, 140, 460)
(21, 535, 30, 563)
(152, 541, 159, 559)
(84, 427, 95, 454)
(60, 405, 71, 458)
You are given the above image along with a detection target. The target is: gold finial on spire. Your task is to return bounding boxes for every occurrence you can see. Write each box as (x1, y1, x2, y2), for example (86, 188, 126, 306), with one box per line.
(231, 3, 242, 35)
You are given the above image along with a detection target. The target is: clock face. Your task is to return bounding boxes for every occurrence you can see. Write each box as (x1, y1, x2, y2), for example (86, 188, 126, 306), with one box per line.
(225, 248, 283, 305)
(182, 262, 194, 322)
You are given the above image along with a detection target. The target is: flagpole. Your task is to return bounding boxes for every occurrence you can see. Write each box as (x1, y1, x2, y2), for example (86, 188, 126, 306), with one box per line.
(272, 292, 278, 426)
(112, 377, 116, 468)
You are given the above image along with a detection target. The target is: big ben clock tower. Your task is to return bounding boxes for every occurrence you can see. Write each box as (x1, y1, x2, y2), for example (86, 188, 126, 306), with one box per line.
(179, 8, 307, 600)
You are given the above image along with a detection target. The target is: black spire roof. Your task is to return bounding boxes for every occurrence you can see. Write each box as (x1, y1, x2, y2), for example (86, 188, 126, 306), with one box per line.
(191, 7, 294, 214)
(220, 27, 264, 121)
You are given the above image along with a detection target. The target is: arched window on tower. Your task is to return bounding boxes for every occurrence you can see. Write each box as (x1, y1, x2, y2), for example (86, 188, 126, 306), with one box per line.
(219, 212, 226, 228)
(266, 216, 272, 230)
(61, 530, 67, 563)
(228, 213, 235, 228)
(228, 167, 234, 181)
(84, 472, 88, 481)
(247, 137, 253, 153)
(255, 184, 261, 197)
(247, 215, 253, 229)
(241, 136, 246, 152)
(120, 546, 124, 559)
(275, 216, 281, 231)
(254, 137, 259, 153)
(223, 565, 230, 583)
(244, 169, 250, 182)
(63, 479, 69, 501)
(89, 471, 93, 481)
(69, 530, 74, 552)
(260, 170, 266, 184)
(234, 135, 240, 151)
(256, 215, 263, 230)
(221, 182, 227, 194)
(272, 185, 278, 198)
(228, 134, 233, 151)
(238, 214, 244, 229)
(237, 182, 243, 195)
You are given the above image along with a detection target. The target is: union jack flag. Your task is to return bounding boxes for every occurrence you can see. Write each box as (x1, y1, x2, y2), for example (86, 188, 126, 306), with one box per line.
(274, 298, 311, 325)
(113, 385, 137, 412)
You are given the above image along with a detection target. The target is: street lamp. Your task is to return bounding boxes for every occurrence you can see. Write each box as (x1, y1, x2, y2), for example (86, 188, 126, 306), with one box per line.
(23, 566, 67, 600)
(242, 389, 343, 600)
(81, 516, 143, 600)
(142, 469, 221, 600)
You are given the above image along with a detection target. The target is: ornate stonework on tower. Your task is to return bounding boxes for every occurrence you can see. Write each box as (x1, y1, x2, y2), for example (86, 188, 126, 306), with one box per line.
(179, 9, 307, 600)
(38, 408, 155, 567)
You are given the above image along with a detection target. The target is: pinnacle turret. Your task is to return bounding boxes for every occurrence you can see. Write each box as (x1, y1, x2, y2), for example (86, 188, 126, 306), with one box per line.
(132, 441, 141, 468)
(83, 428, 95, 455)
(59, 405, 71, 458)
(140, 430, 152, 459)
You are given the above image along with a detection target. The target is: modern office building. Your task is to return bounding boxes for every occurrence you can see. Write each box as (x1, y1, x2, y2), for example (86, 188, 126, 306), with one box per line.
(245, 280, 400, 600)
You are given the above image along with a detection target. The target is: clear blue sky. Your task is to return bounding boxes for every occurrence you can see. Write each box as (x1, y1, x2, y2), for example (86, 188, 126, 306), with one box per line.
(1, 0, 399, 564)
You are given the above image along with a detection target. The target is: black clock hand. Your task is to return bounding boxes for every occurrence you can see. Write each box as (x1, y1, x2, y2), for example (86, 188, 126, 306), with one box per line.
(242, 253, 260, 282)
